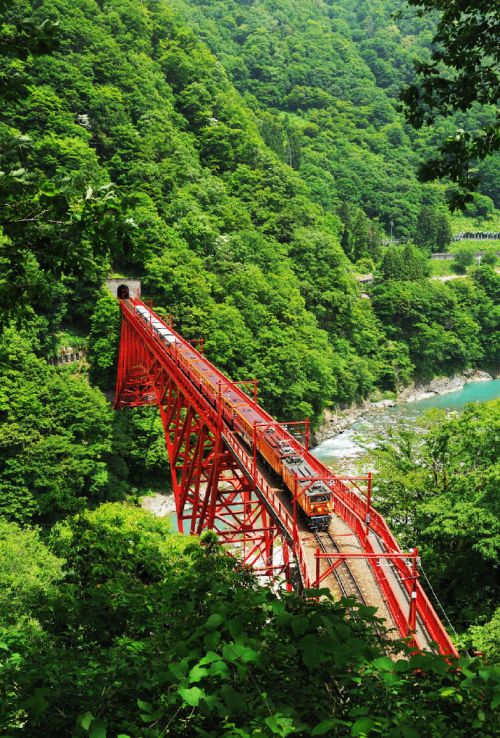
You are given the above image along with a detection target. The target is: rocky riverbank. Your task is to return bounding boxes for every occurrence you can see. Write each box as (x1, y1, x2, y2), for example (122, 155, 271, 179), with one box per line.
(314, 369, 495, 444)
(141, 492, 176, 517)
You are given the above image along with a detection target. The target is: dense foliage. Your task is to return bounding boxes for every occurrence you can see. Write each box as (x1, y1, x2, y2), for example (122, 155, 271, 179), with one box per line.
(401, 0, 500, 205)
(0, 0, 376, 417)
(0, 1, 499, 735)
(371, 266, 499, 378)
(0, 328, 128, 525)
(1, 504, 499, 737)
(368, 399, 500, 655)
(0, 0, 498, 424)
(170, 0, 499, 217)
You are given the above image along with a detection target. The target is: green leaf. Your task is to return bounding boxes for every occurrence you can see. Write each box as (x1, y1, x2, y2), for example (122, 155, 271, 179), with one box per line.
(270, 599, 286, 615)
(79, 712, 94, 730)
(89, 718, 106, 738)
(137, 700, 153, 712)
(222, 642, 259, 663)
(40, 187, 59, 198)
(351, 717, 374, 736)
(439, 687, 456, 698)
(199, 651, 221, 665)
(179, 686, 204, 707)
(203, 693, 222, 712)
(188, 664, 209, 683)
(265, 713, 297, 736)
(209, 660, 230, 679)
(491, 692, 500, 710)
(299, 635, 323, 669)
(168, 661, 189, 679)
(220, 684, 246, 711)
(228, 618, 244, 638)
(204, 630, 221, 649)
(312, 718, 348, 735)
(371, 656, 394, 672)
(140, 710, 164, 723)
(291, 616, 309, 637)
(430, 657, 449, 675)
(205, 613, 224, 630)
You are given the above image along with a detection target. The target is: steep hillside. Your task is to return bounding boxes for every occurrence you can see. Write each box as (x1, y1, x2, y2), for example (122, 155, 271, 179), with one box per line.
(0, 7, 499, 733)
(169, 0, 428, 238)
(0, 0, 410, 420)
(171, 0, 499, 225)
(2, 0, 497, 424)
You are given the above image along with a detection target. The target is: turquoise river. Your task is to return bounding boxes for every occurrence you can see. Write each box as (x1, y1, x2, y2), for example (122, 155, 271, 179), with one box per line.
(312, 379, 500, 470)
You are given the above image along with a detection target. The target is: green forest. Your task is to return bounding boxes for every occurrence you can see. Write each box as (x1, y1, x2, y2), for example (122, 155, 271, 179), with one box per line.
(0, 0, 499, 735)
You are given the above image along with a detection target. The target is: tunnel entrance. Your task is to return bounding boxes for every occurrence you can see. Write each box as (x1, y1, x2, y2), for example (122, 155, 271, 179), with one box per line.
(117, 284, 130, 299)
(106, 278, 140, 299)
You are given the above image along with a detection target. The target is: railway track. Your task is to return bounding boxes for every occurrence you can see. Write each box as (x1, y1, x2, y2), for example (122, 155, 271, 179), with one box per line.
(315, 530, 393, 649)
(314, 530, 366, 603)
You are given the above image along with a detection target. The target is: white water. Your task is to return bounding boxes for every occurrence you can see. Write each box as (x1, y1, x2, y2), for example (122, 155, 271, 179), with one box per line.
(312, 379, 500, 469)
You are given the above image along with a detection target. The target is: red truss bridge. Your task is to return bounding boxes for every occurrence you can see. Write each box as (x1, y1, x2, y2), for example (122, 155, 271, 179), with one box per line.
(114, 298, 457, 657)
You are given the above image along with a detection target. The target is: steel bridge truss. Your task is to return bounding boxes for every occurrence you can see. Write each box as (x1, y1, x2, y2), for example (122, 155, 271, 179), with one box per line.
(115, 314, 293, 584)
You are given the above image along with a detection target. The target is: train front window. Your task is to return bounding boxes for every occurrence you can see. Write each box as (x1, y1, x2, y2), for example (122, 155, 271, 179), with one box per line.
(310, 494, 329, 504)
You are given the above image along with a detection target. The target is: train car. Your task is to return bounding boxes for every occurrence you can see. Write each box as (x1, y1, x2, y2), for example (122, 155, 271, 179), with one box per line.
(134, 304, 180, 348)
(130, 301, 333, 531)
(281, 457, 332, 531)
(249, 426, 332, 530)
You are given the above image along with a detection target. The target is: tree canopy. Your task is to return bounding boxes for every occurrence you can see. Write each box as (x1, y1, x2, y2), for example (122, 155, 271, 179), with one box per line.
(1, 504, 499, 736)
(0, 0, 497, 419)
(368, 400, 500, 651)
(401, 0, 500, 206)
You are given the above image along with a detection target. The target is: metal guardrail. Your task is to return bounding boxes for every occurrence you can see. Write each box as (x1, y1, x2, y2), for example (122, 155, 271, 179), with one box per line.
(453, 232, 500, 241)
(431, 251, 500, 260)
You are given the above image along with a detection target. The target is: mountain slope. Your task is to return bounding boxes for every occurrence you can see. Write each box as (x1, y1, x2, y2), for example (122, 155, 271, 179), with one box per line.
(171, 0, 499, 228)
(0, 0, 411, 418)
(0, 0, 497, 424)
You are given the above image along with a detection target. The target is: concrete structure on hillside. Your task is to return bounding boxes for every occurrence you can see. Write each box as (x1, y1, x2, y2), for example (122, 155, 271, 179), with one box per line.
(106, 278, 141, 299)
(453, 232, 500, 241)
(49, 348, 87, 366)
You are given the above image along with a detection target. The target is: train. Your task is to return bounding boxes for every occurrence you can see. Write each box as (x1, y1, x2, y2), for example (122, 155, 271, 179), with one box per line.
(130, 301, 333, 531)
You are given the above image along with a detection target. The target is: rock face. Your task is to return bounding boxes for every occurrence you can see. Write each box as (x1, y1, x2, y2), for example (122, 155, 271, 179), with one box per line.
(400, 371, 493, 403)
(372, 399, 396, 408)
(141, 493, 176, 517)
(464, 369, 494, 382)
(314, 402, 374, 444)
(399, 375, 465, 402)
